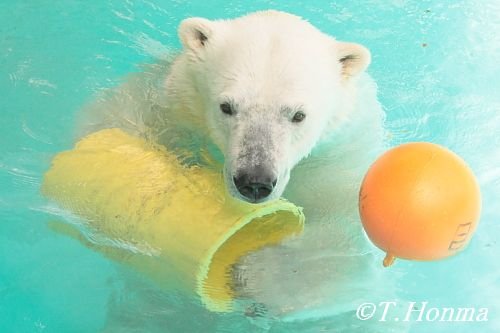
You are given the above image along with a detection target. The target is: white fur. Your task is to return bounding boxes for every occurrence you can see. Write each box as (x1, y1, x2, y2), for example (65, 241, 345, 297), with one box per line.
(79, 10, 404, 328)
(169, 11, 375, 203)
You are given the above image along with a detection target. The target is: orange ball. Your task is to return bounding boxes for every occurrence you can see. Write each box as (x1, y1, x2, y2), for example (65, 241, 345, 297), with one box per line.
(359, 143, 481, 267)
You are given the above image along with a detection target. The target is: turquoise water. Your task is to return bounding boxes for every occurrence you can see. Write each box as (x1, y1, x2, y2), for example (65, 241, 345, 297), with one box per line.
(1, 1, 499, 332)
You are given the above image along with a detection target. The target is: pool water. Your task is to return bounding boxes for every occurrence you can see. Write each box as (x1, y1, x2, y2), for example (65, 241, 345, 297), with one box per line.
(1, 1, 499, 332)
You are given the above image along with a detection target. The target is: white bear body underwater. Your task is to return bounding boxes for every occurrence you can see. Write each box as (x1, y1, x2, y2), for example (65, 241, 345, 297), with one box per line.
(79, 10, 397, 325)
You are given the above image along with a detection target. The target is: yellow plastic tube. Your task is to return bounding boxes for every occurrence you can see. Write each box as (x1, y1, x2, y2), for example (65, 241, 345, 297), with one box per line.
(42, 128, 304, 312)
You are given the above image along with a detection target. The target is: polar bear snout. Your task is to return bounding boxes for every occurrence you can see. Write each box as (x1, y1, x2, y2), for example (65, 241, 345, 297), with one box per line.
(232, 166, 277, 203)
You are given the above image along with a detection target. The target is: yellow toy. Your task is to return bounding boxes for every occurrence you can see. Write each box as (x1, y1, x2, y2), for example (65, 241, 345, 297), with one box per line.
(42, 128, 304, 312)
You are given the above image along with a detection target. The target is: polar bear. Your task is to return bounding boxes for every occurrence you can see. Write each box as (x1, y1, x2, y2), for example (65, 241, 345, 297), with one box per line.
(80, 10, 401, 329)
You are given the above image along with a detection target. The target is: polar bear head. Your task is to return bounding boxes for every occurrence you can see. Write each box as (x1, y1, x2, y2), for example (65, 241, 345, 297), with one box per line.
(176, 10, 371, 203)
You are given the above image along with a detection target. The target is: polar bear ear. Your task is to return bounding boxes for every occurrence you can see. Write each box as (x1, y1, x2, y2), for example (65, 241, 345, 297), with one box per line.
(178, 17, 215, 52)
(336, 42, 371, 79)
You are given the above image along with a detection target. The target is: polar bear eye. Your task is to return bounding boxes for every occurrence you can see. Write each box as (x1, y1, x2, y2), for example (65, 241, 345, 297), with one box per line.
(220, 103, 234, 116)
(292, 111, 306, 123)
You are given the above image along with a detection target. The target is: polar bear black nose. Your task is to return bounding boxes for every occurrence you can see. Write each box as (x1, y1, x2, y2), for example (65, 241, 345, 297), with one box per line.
(233, 167, 277, 203)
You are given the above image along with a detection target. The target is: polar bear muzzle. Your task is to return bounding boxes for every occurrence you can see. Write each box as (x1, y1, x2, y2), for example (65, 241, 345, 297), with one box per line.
(233, 164, 278, 203)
